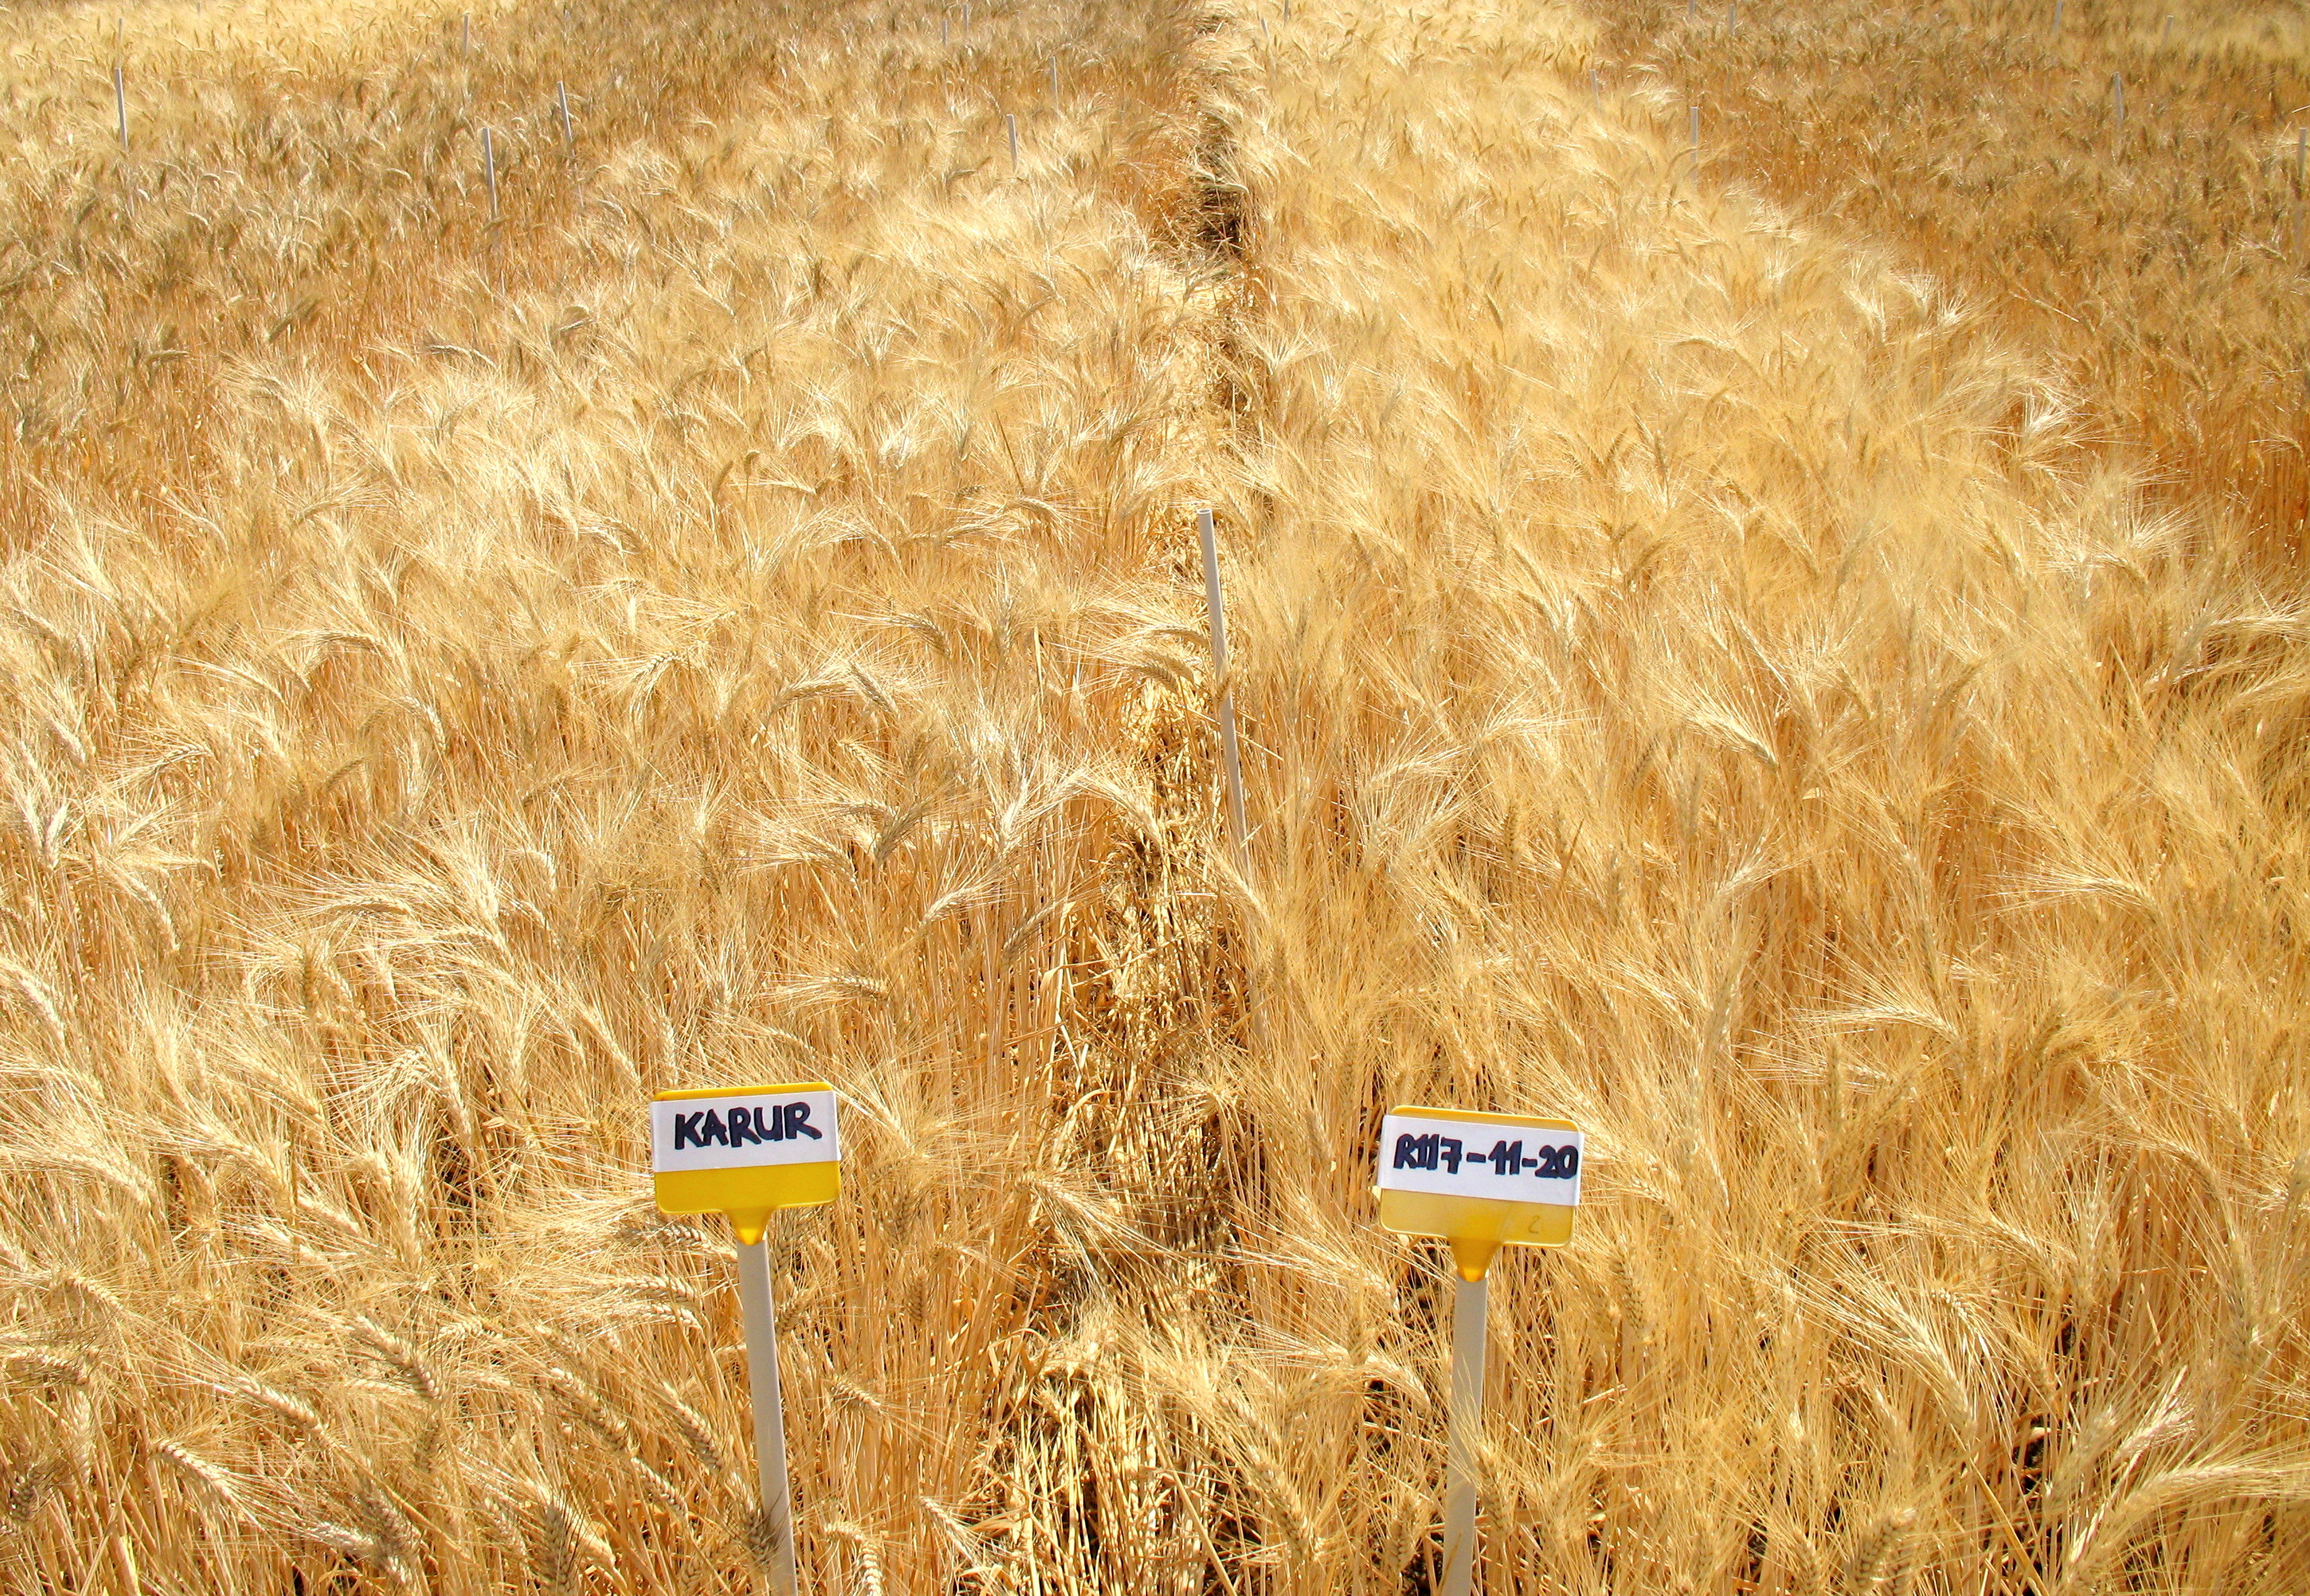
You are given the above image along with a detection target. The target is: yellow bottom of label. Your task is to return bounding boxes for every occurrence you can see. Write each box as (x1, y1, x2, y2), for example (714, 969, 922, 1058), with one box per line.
(656, 1163, 840, 1244)
(1379, 1190, 1576, 1280)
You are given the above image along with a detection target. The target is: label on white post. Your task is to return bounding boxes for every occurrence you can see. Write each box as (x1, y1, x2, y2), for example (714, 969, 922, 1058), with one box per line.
(650, 1083, 835, 1596)
(1378, 1104, 1583, 1596)
(1378, 1110, 1582, 1206)
(651, 1082, 841, 1238)
(650, 1087, 840, 1171)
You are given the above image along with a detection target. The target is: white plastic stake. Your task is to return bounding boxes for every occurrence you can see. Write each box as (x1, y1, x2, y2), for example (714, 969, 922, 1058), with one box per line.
(483, 127, 499, 218)
(1006, 112, 1019, 172)
(558, 81, 573, 148)
(1197, 508, 1251, 878)
(650, 1084, 836, 1595)
(1378, 1108, 1583, 1594)
(1440, 1276, 1489, 1596)
(113, 62, 127, 154)
(736, 1237, 799, 1596)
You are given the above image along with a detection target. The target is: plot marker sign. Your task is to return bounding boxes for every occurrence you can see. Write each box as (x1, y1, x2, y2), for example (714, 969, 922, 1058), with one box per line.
(653, 1081, 841, 1596)
(1377, 1106, 1583, 1596)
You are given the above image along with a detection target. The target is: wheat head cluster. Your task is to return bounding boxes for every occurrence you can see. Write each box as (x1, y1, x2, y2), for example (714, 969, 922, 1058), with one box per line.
(0, 0, 2302, 1590)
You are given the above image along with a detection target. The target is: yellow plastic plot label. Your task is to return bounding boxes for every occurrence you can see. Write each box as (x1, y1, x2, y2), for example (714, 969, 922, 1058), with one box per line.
(1376, 1106, 1582, 1276)
(652, 1082, 840, 1243)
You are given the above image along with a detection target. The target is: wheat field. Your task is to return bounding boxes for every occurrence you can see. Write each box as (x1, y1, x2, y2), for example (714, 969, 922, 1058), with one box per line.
(1601, 0, 2310, 570)
(0, 0, 2304, 1591)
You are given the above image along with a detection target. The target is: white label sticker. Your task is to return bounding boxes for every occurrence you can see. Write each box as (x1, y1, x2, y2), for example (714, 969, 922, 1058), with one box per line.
(1376, 1112, 1583, 1206)
(651, 1088, 840, 1173)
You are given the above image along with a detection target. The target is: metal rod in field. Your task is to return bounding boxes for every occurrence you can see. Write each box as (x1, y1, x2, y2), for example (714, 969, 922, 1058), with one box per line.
(1196, 511, 1265, 1052)
(483, 128, 499, 218)
(1006, 112, 1019, 172)
(1197, 508, 1252, 879)
(1691, 103, 1701, 160)
(114, 62, 128, 154)
(1440, 1275, 1490, 1596)
(558, 81, 574, 148)
(462, 10, 472, 53)
(736, 1237, 799, 1596)
(2297, 126, 2304, 193)
(2113, 73, 2124, 141)
(2052, 0, 2061, 34)
(1728, 0, 1736, 29)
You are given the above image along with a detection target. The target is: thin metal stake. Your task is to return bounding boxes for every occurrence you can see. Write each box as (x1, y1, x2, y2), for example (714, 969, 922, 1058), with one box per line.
(2296, 126, 2303, 193)
(1006, 112, 1019, 173)
(114, 62, 128, 154)
(1198, 506, 1262, 1048)
(2053, 0, 2062, 33)
(1198, 510, 1251, 875)
(1441, 1274, 1490, 1596)
(2113, 73, 2124, 142)
(483, 127, 499, 218)
(736, 1236, 799, 1596)
(462, 10, 472, 53)
(1691, 103, 1701, 161)
(558, 81, 574, 148)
